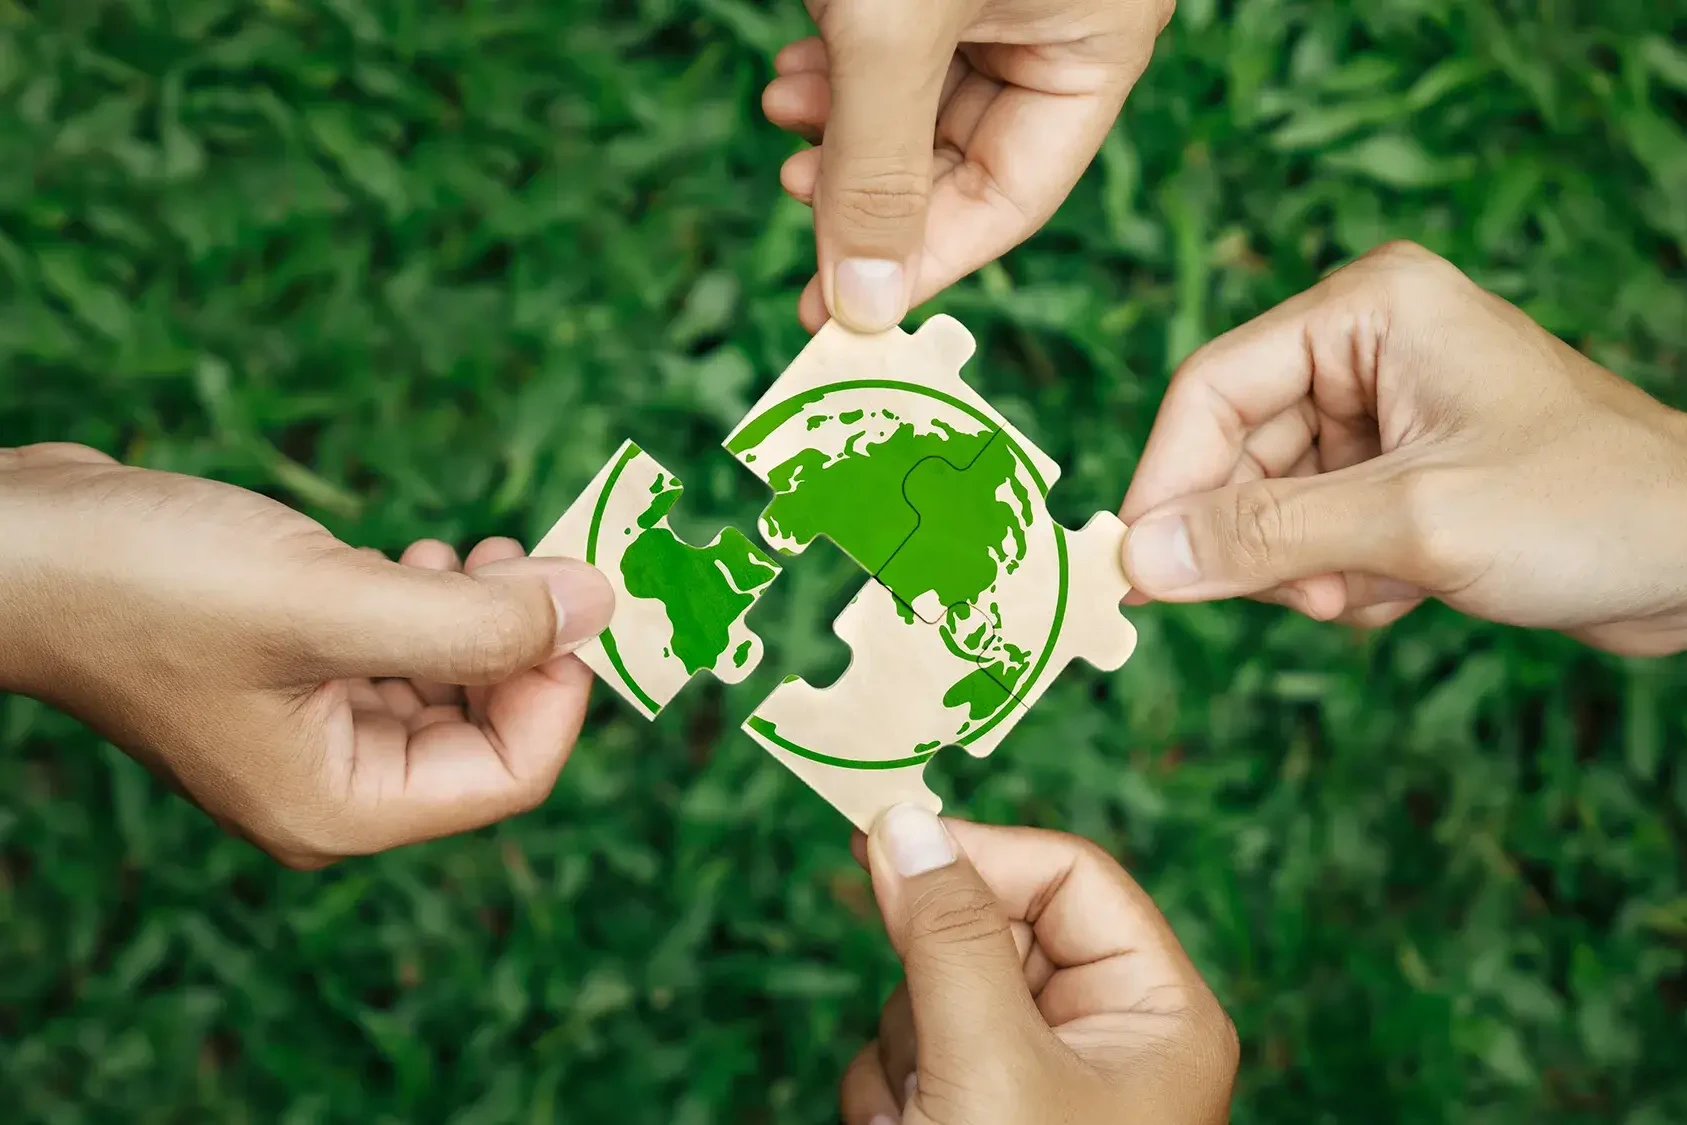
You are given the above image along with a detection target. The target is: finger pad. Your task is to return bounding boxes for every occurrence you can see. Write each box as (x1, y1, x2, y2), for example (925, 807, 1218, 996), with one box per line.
(400, 539, 460, 570)
(773, 36, 828, 76)
(464, 536, 527, 570)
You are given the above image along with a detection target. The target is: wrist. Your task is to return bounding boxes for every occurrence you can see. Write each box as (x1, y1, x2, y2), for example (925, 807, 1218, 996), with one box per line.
(1596, 397, 1687, 656)
(0, 461, 54, 696)
(1658, 403, 1687, 617)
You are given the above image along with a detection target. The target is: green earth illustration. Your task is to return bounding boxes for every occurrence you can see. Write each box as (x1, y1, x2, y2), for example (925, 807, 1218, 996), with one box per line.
(726, 380, 1073, 742)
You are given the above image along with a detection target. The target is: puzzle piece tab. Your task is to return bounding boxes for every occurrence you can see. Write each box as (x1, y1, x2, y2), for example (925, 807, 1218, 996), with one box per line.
(741, 579, 1033, 831)
(533, 440, 780, 718)
(721, 315, 1055, 588)
(887, 432, 1139, 709)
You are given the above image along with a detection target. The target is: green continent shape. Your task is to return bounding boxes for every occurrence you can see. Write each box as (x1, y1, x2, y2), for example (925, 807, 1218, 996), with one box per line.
(759, 417, 994, 572)
(883, 433, 1030, 616)
(619, 491, 778, 677)
(888, 436, 1037, 714)
(935, 603, 1031, 717)
(942, 666, 1018, 720)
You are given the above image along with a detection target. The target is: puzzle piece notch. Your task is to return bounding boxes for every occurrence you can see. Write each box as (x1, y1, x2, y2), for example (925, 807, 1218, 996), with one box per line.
(887, 431, 1138, 708)
(533, 439, 782, 719)
(741, 577, 1033, 831)
(721, 314, 1057, 581)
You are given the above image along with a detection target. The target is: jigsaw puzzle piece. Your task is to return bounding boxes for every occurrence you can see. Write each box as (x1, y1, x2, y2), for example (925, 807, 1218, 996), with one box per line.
(721, 315, 1056, 576)
(742, 578, 1033, 831)
(888, 432, 1138, 713)
(533, 440, 781, 718)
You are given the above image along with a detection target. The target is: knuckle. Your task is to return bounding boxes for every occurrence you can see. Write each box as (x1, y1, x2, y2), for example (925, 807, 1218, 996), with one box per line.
(820, 0, 945, 59)
(509, 771, 557, 815)
(1364, 240, 1468, 299)
(1163, 341, 1226, 404)
(837, 1041, 887, 1119)
(1189, 1001, 1243, 1098)
(451, 588, 546, 681)
(904, 883, 1007, 954)
(1178, 990, 1242, 1077)
(943, 159, 1007, 211)
(252, 815, 347, 870)
(828, 166, 929, 227)
(245, 777, 362, 868)
(1066, 832, 1118, 869)
(267, 844, 338, 872)
(1041, 828, 1118, 882)
(1226, 487, 1298, 574)
(1348, 598, 1421, 630)
(1216, 1007, 1242, 1075)
(908, 1062, 1022, 1124)
(1144, 989, 1242, 1085)
(1366, 238, 1438, 268)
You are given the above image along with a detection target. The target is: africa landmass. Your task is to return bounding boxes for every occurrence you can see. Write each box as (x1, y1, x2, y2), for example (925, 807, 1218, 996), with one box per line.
(619, 471, 778, 677)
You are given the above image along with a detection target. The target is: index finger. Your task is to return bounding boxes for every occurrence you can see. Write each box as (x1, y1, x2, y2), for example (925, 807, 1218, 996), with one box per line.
(1120, 285, 1324, 521)
(906, 82, 1126, 309)
(938, 821, 1192, 972)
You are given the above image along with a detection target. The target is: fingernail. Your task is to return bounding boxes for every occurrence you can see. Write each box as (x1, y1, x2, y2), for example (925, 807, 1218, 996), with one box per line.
(545, 561, 615, 653)
(904, 1072, 918, 1101)
(878, 804, 954, 877)
(833, 259, 905, 332)
(869, 1116, 898, 1125)
(1125, 516, 1199, 592)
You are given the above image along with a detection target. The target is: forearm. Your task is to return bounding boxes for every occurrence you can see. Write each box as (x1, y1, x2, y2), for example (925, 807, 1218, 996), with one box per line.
(0, 458, 53, 696)
(0, 443, 121, 697)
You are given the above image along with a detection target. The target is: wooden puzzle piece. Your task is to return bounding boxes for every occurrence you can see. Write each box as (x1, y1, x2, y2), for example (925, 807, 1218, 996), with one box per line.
(887, 432, 1139, 709)
(721, 315, 1055, 584)
(532, 440, 781, 718)
(741, 578, 1034, 831)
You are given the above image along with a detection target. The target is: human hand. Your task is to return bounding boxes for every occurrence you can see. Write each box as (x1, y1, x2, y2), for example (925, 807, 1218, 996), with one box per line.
(0, 443, 614, 867)
(762, 0, 1175, 333)
(1119, 241, 1687, 657)
(841, 807, 1237, 1125)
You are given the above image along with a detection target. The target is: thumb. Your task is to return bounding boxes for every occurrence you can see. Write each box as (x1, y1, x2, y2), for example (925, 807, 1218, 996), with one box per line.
(292, 553, 615, 685)
(1122, 463, 1422, 601)
(866, 805, 1047, 1069)
(813, 4, 964, 331)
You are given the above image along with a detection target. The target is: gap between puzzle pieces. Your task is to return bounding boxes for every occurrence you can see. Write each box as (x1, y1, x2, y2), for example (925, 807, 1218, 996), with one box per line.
(530, 438, 782, 719)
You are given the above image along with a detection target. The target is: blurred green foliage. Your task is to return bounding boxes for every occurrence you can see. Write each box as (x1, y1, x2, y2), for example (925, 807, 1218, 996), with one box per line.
(2, 1, 1686, 1121)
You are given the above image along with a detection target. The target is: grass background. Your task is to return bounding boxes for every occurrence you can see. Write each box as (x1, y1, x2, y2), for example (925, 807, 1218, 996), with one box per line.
(3, 0, 1687, 1121)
